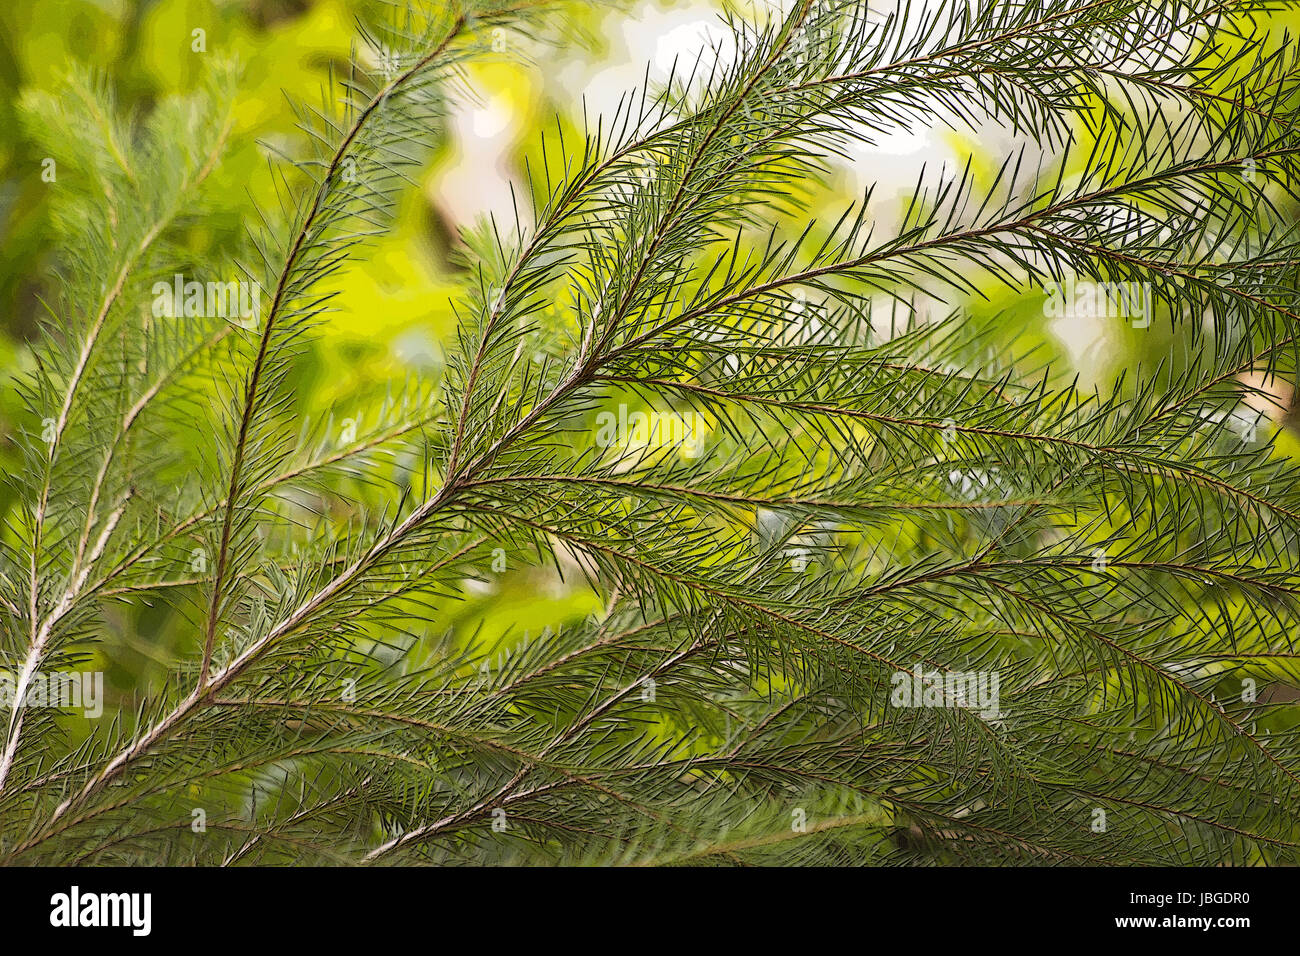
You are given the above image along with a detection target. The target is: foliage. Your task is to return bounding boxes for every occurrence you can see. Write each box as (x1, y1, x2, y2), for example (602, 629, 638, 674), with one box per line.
(2, 0, 1300, 865)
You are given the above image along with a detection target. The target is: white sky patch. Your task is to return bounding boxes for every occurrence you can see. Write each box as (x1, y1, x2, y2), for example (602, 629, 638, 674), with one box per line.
(391, 327, 441, 371)
(838, 123, 945, 199)
(649, 17, 737, 76)
(470, 97, 513, 139)
(566, 1, 736, 122)
(432, 91, 521, 230)
(1047, 311, 1117, 384)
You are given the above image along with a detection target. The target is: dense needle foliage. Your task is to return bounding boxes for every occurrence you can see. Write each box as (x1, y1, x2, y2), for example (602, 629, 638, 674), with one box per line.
(3, 0, 1300, 865)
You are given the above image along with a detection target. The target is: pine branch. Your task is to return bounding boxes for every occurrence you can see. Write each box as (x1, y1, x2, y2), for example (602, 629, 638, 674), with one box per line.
(5, 0, 1300, 867)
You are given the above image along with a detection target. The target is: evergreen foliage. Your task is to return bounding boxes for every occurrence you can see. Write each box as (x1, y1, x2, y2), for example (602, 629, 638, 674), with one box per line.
(3, 0, 1300, 865)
